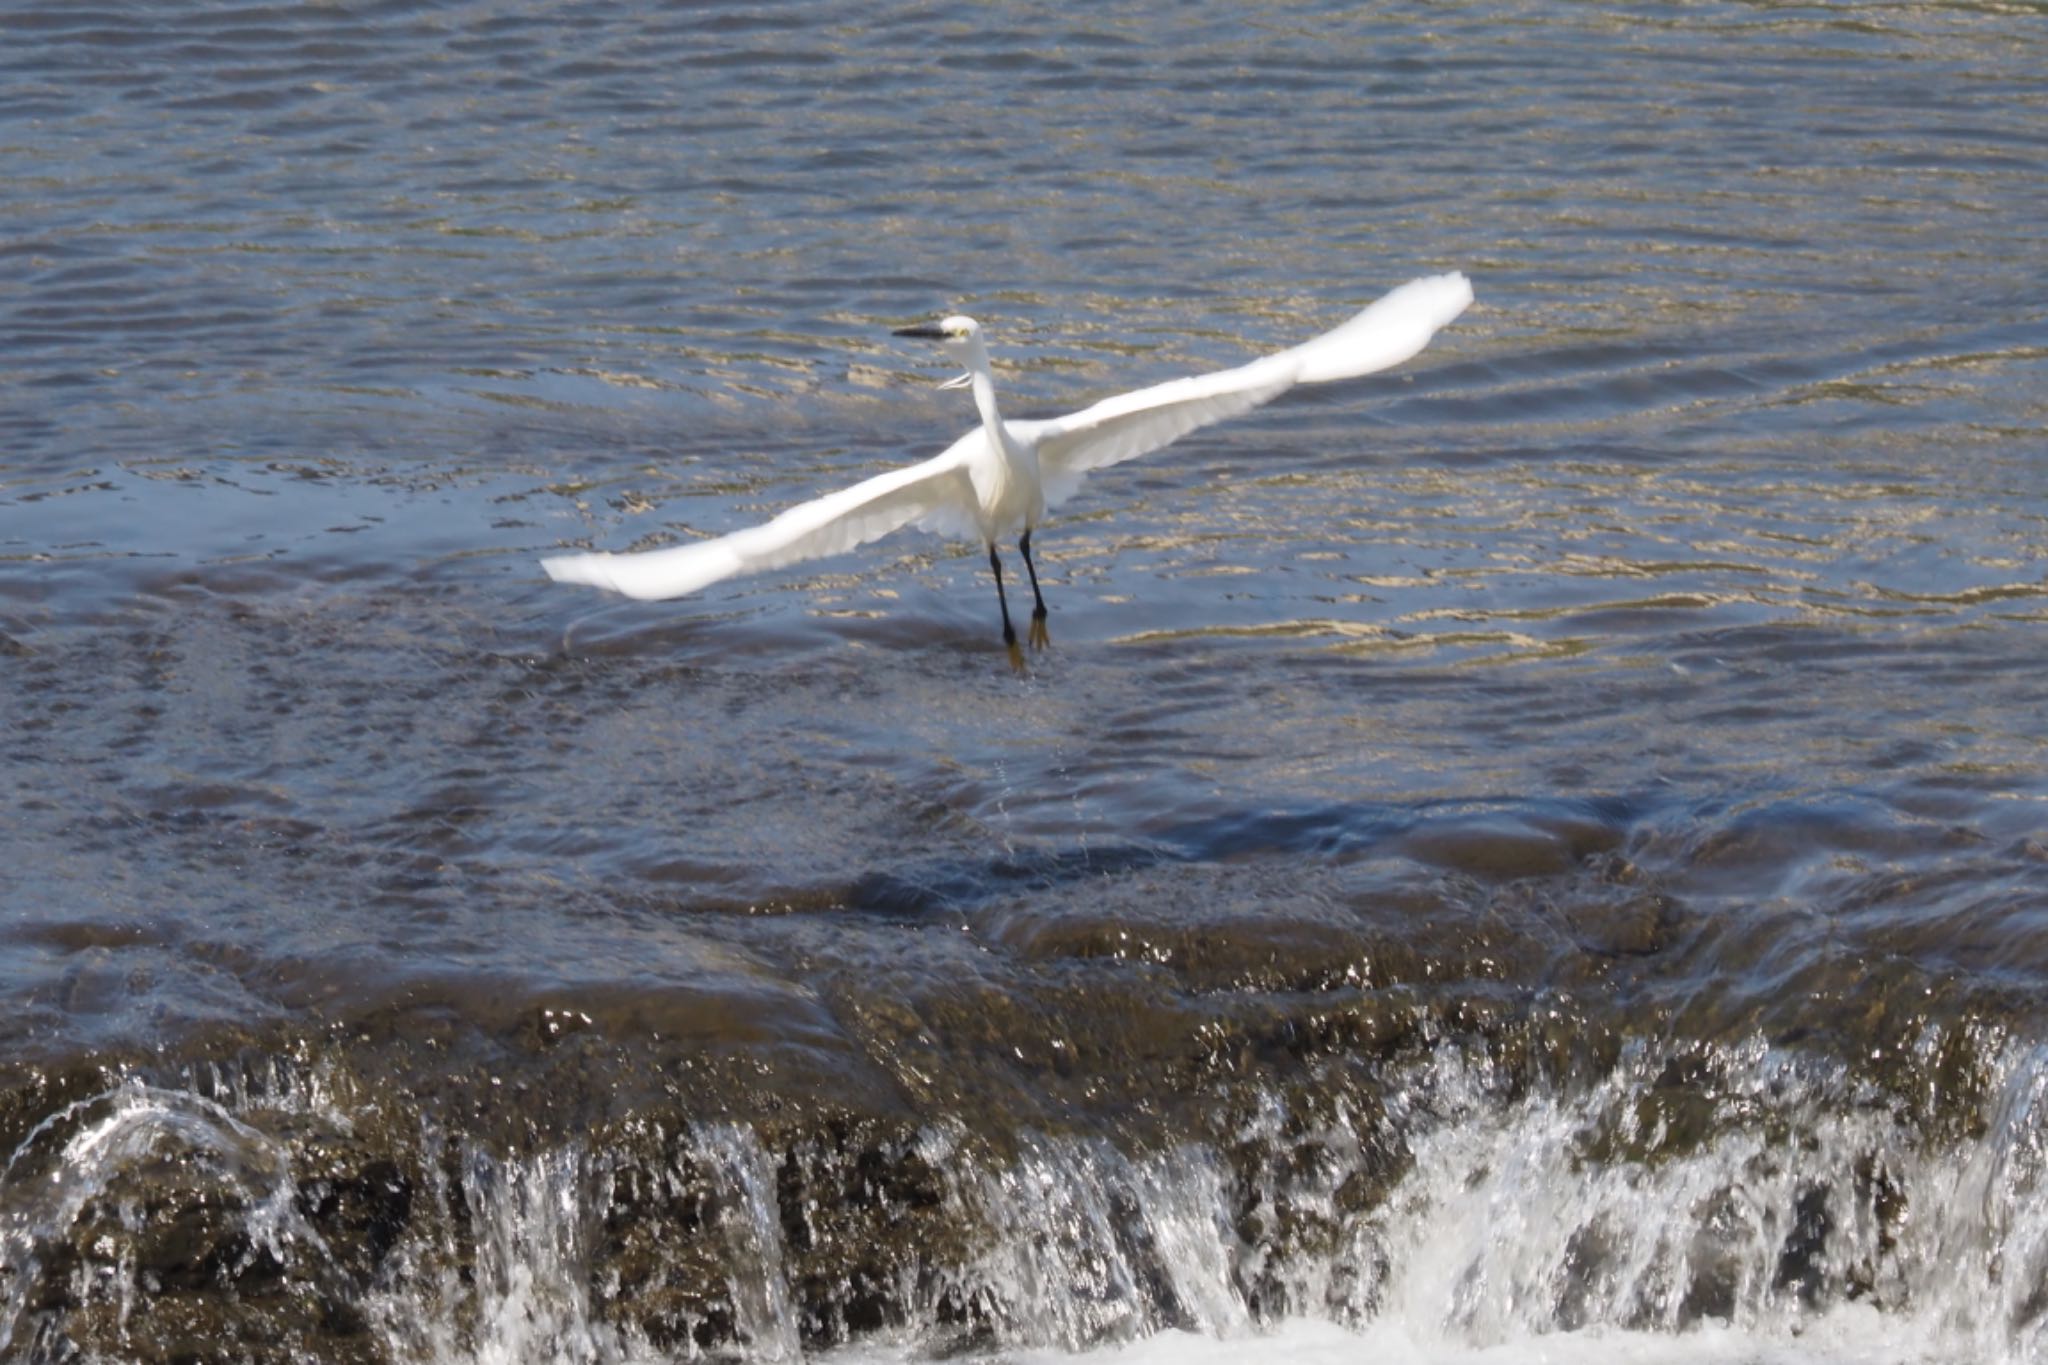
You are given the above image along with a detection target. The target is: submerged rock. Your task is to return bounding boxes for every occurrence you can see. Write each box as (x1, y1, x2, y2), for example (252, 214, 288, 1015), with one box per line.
(0, 875, 2033, 1361)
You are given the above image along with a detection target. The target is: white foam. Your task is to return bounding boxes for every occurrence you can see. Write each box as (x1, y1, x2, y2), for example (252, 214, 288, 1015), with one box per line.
(1210, 1308, 1935, 1365)
(11, 1042, 2048, 1363)
(825, 1310, 1938, 1365)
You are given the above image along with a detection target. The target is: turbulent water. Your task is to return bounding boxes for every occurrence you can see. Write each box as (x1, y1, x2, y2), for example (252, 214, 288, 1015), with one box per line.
(4, 2, 2048, 1362)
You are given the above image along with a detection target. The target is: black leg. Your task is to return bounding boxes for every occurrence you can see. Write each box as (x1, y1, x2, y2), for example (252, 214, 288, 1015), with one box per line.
(1019, 529, 1050, 650)
(989, 544, 1024, 670)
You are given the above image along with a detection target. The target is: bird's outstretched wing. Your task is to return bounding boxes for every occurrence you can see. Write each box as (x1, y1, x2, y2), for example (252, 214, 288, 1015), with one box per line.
(1027, 272, 1473, 509)
(542, 439, 982, 601)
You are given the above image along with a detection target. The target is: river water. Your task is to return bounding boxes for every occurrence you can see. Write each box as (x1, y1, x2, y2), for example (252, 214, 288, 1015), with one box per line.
(3, 2, 2047, 1362)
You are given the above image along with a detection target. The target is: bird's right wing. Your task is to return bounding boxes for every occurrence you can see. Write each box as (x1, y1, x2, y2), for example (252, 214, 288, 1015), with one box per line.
(1021, 365, 1296, 509)
(1028, 272, 1473, 509)
(542, 436, 983, 601)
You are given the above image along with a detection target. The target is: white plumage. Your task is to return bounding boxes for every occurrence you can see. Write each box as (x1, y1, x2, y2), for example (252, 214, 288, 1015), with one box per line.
(543, 272, 1473, 652)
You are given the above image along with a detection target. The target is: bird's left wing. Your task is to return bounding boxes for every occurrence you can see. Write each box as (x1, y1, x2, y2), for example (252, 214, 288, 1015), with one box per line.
(542, 437, 982, 601)
(1028, 272, 1473, 509)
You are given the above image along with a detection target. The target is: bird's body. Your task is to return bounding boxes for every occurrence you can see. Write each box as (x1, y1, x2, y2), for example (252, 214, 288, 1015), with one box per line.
(955, 362, 1043, 544)
(543, 273, 1474, 656)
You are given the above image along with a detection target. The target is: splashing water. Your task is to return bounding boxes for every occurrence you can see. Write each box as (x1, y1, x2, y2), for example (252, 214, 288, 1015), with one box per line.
(6, 1037, 2048, 1362)
(0, 1080, 325, 1359)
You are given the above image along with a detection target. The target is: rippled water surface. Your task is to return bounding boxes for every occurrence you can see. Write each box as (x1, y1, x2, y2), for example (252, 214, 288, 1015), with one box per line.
(3, 3, 2047, 1362)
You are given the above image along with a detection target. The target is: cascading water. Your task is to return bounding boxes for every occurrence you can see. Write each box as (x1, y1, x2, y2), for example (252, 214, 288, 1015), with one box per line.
(0, 1079, 331, 1361)
(6, 1031, 2048, 1364)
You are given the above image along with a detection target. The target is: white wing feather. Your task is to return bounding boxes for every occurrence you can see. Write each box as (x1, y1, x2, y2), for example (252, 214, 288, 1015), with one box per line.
(541, 438, 981, 601)
(1028, 271, 1473, 509)
(542, 273, 1472, 602)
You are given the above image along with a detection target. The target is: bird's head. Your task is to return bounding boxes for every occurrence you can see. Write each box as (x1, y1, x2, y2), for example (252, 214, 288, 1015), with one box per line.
(894, 315, 984, 390)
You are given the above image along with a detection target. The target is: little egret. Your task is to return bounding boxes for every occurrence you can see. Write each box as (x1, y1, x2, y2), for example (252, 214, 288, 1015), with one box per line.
(542, 272, 1473, 665)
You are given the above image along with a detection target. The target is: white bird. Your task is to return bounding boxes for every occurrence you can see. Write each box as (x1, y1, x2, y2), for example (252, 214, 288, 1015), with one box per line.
(543, 272, 1473, 665)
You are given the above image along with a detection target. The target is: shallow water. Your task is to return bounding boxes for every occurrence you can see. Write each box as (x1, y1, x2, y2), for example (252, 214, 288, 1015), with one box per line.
(3, 2, 2048, 1362)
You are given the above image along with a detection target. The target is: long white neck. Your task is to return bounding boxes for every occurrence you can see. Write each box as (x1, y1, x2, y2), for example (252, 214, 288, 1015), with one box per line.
(963, 339, 1006, 442)
(957, 335, 1041, 532)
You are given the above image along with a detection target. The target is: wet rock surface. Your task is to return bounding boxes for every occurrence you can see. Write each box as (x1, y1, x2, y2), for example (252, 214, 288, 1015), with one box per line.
(2, 897, 2033, 1362)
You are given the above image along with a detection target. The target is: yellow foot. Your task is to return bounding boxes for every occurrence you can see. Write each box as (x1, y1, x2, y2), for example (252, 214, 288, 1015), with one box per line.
(1007, 639, 1026, 673)
(1028, 614, 1050, 651)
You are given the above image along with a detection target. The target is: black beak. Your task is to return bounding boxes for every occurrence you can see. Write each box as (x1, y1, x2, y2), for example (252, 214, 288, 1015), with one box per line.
(893, 323, 948, 339)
